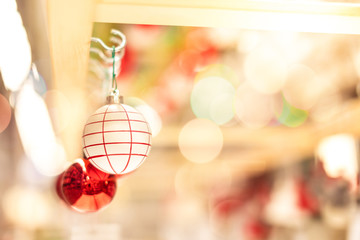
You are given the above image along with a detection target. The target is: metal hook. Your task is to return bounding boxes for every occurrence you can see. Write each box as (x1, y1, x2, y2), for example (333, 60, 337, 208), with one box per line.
(90, 29, 125, 104)
(90, 47, 117, 63)
(90, 29, 125, 78)
(91, 29, 126, 53)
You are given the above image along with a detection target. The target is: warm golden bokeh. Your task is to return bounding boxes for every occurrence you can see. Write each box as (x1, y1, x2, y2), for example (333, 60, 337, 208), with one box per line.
(2, 0, 360, 239)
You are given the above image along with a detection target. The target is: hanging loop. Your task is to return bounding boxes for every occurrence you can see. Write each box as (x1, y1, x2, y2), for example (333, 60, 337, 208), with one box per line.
(106, 46, 122, 104)
(111, 46, 118, 91)
(90, 29, 125, 104)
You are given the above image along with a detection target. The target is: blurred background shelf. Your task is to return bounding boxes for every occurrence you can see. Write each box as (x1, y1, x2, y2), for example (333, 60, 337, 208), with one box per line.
(95, 0, 360, 34)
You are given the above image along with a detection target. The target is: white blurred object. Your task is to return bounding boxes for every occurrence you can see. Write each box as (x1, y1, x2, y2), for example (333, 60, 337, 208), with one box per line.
(0, 0, 31, 91)
(15, 80, 67, 176)
(265, 177, 308, 228)
(317, 134, 358, 190)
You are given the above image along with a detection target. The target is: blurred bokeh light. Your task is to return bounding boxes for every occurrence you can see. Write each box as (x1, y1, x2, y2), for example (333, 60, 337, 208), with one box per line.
(191, 76, 235, 125)
(2, 3, 360, 239)
(244, 44, 287, 94)
(277, 98, 308, 128)
(235, 82, 280, 128)
(178, 118, 223, 163)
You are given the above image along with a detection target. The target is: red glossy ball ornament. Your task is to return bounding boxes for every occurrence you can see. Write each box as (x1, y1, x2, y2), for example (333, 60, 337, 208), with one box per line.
(61, 159, 116, 213)
(55, 172, 66, 202)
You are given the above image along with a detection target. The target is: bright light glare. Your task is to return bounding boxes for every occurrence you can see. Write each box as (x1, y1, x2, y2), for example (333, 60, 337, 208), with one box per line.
(244, 45, 287, 94)
(191, 76, 235, 125)
(178, 119, 223, 164)
(2, 186, 50, 229)
(0, 0, 31, 91)
(317, 134, 358, 189)
(15, 83, 67, 176)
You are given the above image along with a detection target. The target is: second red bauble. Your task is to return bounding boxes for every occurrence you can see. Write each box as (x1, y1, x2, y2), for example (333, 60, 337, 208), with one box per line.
(61, 158, 117, 213)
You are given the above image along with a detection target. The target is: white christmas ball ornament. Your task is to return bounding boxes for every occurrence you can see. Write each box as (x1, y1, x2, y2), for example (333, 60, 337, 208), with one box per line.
(82, 103, 152, 174)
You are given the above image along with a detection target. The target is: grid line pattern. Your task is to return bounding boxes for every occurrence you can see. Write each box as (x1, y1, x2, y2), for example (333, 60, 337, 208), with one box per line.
(83, 130, 151, 138)
(83, 142, 151, 148)
(101, 105, 117, 173)
(119, 103, 132, 174)
(82, 104, 152, 174)
(84, 132, 108, 173)
(136, 121, 151, 169)
(85, 119, 148, 126)
(90, 110, 142, 117)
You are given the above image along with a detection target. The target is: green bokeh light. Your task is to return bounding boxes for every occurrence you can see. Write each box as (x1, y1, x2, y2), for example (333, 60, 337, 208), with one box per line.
(278, 97, 308, 127)
(191, 76, 235, 125)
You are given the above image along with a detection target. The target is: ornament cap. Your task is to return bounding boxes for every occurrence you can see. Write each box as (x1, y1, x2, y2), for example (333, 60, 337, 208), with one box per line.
(106, 89, 123, 104)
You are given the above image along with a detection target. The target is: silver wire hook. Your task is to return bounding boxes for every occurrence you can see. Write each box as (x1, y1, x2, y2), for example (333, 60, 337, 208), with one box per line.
(91, 29, 126, 53)
(90, 47, 117, 63)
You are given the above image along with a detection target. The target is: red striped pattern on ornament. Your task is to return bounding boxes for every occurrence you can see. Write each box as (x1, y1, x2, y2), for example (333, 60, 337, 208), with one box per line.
(83, 130, 151, 138)
(119, 104, 133, 173)
(83, 142, 151, 148)
(83, 133, 91, 158)
(90, 110, 142, 117)
(85, 119, 148, 126)
(136, 121, 151, 169)
(88, 153, 148, 159)
(83, 104, 152, 174)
